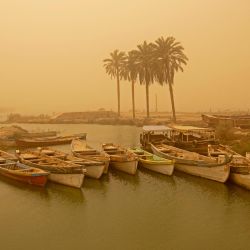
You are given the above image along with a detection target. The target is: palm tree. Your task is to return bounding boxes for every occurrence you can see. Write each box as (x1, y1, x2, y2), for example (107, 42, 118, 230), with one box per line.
(153, 36, 188, 122)
(133, 41, 155, 118)
(103, 50, 126, 117)
(120, 51, 138, 119)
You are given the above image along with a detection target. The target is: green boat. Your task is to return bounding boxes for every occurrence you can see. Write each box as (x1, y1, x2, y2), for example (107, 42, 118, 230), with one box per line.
(130, 148, 174, 176)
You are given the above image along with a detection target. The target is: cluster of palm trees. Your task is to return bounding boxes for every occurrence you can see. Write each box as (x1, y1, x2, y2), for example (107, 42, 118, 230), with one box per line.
(103, 36, 188, 122)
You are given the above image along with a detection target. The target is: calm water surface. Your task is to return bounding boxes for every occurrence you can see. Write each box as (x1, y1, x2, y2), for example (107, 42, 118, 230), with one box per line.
(1, 124, 250, 250)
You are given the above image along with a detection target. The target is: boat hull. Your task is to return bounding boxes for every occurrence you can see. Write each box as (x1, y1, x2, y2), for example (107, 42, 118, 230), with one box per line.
(110, 160, 138, 175)
(0, 170, 48, 186)
(85, 164, 105, 179)
(151, 144, 230, 182)
(230, 173, 250, 190)
(139, 160, 174, 175)
(174, 163, 230, 183)
(103, 161, 109, 174)
(16, 139, 73, 147)
(48, 173, 84, 188)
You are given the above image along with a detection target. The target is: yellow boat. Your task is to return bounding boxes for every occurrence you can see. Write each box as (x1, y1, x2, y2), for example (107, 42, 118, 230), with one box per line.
(130, 148, 174, 176)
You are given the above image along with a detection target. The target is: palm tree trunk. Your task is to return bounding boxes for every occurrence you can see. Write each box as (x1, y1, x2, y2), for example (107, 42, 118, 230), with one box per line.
(132, 80, 135, 119)
(168, 83, 176, 122)
(117, 71, 120, 117)
(146, 81, 150, 118)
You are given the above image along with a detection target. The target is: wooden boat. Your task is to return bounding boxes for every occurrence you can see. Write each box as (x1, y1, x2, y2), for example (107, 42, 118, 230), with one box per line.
(140, 125, 217, 155)
(15, 134, 85, 148)
(202, 114, 250, 128)
(39, 147, 105, 179)
(102, 143, 138, 175)
(71, 138, 110, 174)
(16, 150, 85, 188)
(0, 150, 18, 162)
(208, 144, 250, 190)
(21, 131, 57, 138)
(130, 148, 174, 175)
(0, 160, 49, 187)
(151, 143, 231, 183)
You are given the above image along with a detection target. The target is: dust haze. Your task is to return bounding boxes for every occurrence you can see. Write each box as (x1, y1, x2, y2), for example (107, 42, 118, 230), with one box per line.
(0, 0, 250, 115)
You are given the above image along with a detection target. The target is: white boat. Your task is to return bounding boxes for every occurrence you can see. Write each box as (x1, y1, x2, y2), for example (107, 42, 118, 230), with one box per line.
(39, 147, 105, 179)
(48, 173, 84, 188)
(229, 173, 250, 190)
(209, 144, 250, 190)
(16, 150, 85, 188)
(151, 143, 231, 183)
(102, 143, 138, 175)
(71, 138, 110, 174)
(130, 148, 174, 175)
(110, 160, 138, 175)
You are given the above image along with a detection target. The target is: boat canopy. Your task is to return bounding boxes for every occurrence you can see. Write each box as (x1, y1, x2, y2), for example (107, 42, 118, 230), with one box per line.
(169, 125, 214, 132)
(142, 125, 172, 132)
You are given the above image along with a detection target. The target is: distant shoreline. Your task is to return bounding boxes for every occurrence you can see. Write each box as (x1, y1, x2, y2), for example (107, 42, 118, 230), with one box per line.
(2, 111, 205, 127)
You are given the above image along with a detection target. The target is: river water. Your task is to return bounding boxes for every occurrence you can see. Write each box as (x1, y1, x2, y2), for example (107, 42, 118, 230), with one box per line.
(1, 123, 250, 250)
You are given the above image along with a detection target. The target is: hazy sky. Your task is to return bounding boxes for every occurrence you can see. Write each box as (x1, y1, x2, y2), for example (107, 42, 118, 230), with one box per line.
(0, 0, 250, 114)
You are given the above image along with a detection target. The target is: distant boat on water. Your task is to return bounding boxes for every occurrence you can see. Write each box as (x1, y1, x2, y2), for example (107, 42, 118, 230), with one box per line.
(16, 134, 86, 147)
(202, 114, 250, 128)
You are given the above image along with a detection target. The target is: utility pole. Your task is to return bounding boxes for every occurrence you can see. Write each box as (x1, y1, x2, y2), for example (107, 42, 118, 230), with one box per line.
(155, 94, 158, 113)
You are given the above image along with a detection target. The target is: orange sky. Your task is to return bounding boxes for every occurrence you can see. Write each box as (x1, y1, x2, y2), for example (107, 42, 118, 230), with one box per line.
(0, 0, 250, 114)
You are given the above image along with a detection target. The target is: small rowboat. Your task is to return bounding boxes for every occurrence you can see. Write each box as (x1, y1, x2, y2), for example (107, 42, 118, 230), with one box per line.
(71, 138, 110, 174)
(39, 147, 105, 179)
(151, 143, 231, 183)
(0, 158, 49, 187)
(0, 150, 18, 162)
(102, 143, 138, 175)
(130, 148, 174, 175)
(15, 134, 85, 147)
(16, 150, 85, 188)
(208, 144, 250, 190)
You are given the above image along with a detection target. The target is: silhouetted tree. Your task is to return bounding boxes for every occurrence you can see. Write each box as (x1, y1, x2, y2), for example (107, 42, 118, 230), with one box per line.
(120, 51, 138, 119)
(103, 50, 126, 117)
(133, 41, 155, 118)
(153, 36, 188, 122)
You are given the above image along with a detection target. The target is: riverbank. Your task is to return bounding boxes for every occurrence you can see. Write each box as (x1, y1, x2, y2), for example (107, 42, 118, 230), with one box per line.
(3, 111, 205, 127)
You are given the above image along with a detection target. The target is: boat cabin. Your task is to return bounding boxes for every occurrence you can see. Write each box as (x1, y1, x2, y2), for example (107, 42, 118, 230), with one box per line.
(140, 126, 173, 149)
(168, 125, 216, 142)
(140, 125, 217, 155)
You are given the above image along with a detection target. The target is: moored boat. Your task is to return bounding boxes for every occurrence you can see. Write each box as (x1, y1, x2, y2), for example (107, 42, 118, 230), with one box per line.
(0, 150, 18, 162)
(39, 147, 105, 179)
(202, 114, 250, 129)
(140, 125, 218, 156)
(0, 158, 49, 187)
(130, 148, 174, 175)
(71, 138, 110, 174)
(16, 150, 85, 188)
(151, 143, 231, 183)
(208, 144, 250, 190)
(16, 134, 85, 147)
(102, 143, 138, 175)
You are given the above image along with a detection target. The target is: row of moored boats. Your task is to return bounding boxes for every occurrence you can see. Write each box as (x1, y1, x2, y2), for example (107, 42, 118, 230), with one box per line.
(1, 125, 250, 191)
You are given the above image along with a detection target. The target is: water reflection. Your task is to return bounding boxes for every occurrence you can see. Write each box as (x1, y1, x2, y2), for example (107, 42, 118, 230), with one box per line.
(0, 175, 49, 198)
(138, 166, 176, 187)
(109, 169, 140, 189)
(83, 174, 110, 194)
(46, 182, 85, 204)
